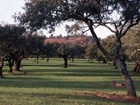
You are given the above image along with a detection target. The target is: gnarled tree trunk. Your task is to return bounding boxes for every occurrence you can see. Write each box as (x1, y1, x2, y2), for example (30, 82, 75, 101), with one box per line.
(58, 54, 68, 68)
(14, 54, 24, 71)
(116, 59, 136, 96)
(7, 58, 14, 73)
(133, 61, 139, 73)
(88, 22, 137, 97)
(14, 60, 21, 71)
(13, 50, 25, 71)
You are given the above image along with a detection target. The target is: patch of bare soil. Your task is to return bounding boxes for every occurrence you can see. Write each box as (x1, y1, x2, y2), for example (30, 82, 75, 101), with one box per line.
(110, 81, 125, 87)
(94, 92, 140, 103)
(74, 91, 140, 103)
(74, 81, 140, 103)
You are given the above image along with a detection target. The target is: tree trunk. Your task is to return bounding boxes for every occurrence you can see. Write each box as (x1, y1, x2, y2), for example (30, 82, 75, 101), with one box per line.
(63, 56, 68, 68)
(88, 22, 137, 97)
(0, 57, 4, 78)
(58, 54, 68, 68)
(14, 53, 24, 71)
(0, 67, 3, 78)
(88, 55, 90, 62)
(71, 57, 74, 62)
(7, 58, 14, 73)
(14, 60, 21, 71)
(116, 59, 137, 97)
(113, 61, 118, 69)
(8, 63, 13, 72)
(47, 57, 50, 62)
(133, 62, 139, 72)
(102, 58, 107, 63)
(34, 56, 39, 63)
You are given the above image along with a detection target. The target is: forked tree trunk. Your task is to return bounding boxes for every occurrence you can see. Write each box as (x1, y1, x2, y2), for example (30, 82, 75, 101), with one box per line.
(116, 59, 137, 97)
(14, 54, 24, 71)
(88, 22, 137, 97)
(58, 54, 68, 68)
(14, 60, 21, 71)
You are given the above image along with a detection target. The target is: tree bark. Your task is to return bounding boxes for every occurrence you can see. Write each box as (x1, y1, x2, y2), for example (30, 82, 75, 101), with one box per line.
(34, 56, 39, 63)
(0, 57, 4, 78)
(14, 51, 24, 71)
(71, 57, 74, 62)
(7, 58, 14, 73)
(47, 57, 49, 62)
(58, 54, 68, 68)
(14, 60, 21, 71)
(63, 55, 68, 68)
(116, 59, 137, 97)
(113, 61, 118, 69)
(87, 21, 137, 97)
(133, 62, 139, 72)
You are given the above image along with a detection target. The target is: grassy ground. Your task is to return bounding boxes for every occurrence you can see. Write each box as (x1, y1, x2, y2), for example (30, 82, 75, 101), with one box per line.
(0, 58, 140, 105)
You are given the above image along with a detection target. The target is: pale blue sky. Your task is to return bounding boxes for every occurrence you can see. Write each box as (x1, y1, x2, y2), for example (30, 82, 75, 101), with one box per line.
(0, 0, 113, 38)
(0, 0, 25, 24)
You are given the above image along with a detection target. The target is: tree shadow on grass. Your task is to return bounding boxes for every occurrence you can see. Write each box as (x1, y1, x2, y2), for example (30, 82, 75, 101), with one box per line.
(23, 67, 120, 77)
(21, 61, 120, 77)
(0, 76, 114, 90)
(0, 89, 139, 105)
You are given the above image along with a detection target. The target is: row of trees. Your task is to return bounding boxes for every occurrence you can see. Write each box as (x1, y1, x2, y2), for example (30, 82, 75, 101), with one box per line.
(0, 24, 91, 68)
(0, 24, 87, 70)
(1, 23, 140, 71)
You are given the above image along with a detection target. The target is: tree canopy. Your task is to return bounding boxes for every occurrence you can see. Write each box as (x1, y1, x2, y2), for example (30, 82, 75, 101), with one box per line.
(16, 0, 140, 59)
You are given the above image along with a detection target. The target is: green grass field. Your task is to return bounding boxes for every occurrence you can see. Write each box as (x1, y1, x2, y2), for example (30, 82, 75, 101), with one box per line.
(0, 58, 140, 105)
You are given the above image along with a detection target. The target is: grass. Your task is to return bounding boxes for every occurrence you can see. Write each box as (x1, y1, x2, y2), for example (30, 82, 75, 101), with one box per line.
(0, 58, 140, 105)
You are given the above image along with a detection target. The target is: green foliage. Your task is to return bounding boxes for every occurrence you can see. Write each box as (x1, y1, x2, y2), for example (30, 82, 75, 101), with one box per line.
(17, 0, 140, 32)
(101, 35, 116, 54)
(57, 43, 69, 55)
(0, 24, 25, 55)
(16, 0, 140, 59)
(25, 35, 46, 55)
(122, 23, 140, 61)
(43, 42, 57, 57)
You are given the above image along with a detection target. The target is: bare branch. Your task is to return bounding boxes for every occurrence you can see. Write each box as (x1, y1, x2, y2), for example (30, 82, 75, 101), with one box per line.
(101, 23, 116, 33)
(81, 29, 89, 34)
(121, 19, 139, 37)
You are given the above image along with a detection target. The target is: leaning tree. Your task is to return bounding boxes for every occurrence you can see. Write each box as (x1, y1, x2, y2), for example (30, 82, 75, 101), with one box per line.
(15, 0, 140, 97)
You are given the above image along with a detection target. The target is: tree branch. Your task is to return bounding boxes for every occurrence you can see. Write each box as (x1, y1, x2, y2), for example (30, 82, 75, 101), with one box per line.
(121, 19, 139, 36)
(101, 22, 116, 33)
(86, 19, 114, 60)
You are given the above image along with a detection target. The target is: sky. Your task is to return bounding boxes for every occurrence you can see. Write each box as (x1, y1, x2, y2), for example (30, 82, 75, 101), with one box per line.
(0, 0, 113, 38)
(0, 0, 25, 24)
